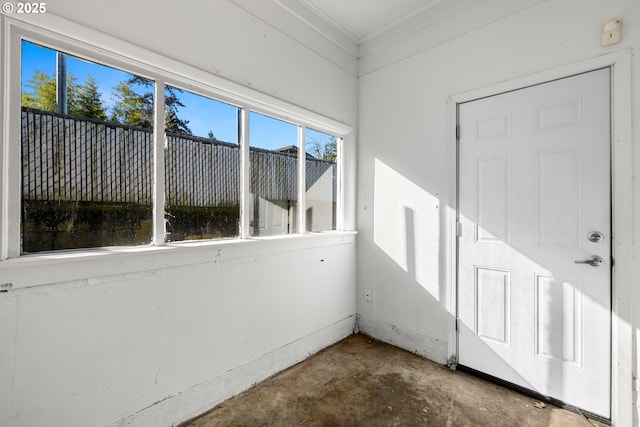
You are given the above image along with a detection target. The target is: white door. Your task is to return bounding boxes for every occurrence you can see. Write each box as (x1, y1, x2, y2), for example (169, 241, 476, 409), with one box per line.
(458, 69, 611, 418)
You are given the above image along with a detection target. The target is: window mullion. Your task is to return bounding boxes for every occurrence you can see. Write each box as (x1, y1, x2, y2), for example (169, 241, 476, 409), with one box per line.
(153, 80, 165, 246)
(336, 136, 344, 232)
(298, 126, 306, 234)
(239, 107, 250, 239)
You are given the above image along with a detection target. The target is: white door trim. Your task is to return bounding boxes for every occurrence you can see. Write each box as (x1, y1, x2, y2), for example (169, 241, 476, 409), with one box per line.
(447, 49, 633, 426)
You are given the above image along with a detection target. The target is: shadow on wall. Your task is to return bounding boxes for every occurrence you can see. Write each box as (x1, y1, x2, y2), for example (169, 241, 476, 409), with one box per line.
(367, 159, 539, 398)
(368, 157, 614, 422)
(373, 159, 440, 301)
(362, 158, 449, 362)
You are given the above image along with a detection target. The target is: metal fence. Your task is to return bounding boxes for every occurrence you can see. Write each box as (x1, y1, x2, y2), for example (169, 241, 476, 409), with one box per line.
(22, 107, 153, 204)
(21, 107, 336, 207)
(165, 132, 240, 206)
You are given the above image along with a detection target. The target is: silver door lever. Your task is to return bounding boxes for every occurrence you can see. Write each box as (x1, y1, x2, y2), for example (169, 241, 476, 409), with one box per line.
(574, 255, 604, 267)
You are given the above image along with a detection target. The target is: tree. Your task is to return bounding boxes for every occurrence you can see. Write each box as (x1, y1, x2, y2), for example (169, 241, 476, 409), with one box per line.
(307, 136, 337, 162)
(72, 74, 107, 120)
(21, 70, 57, 111)
(164, 88, 192, 135)
(21, 70, 79, 112)
(110, 81, 153, 128)
(111, 75, 192, 134)
(22, 70, 107, 120)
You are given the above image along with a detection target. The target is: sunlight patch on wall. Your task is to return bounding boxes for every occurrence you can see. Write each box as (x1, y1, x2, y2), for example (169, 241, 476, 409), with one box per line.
(373, 159, 440, 299)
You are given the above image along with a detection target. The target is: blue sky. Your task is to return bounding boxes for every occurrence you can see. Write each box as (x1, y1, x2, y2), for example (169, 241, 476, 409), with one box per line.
(21, 40, 322, 151)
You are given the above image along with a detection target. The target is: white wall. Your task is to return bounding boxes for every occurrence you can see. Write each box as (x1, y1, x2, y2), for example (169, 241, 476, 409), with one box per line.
(357, 0, 639, 423)
(0, 1, 358, 426)
(0, 236, 356, 427)
(42, 0, 357, 126)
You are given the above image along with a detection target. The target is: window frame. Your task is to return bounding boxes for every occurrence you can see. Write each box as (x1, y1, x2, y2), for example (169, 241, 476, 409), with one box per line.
(1, 16, 351, 259)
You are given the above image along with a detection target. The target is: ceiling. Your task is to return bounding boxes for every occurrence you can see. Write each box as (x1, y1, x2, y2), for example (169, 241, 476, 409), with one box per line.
(296, 0, 442, 42)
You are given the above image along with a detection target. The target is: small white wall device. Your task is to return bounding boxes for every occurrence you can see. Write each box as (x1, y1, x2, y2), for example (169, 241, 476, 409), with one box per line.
(602, 19, 621, 46)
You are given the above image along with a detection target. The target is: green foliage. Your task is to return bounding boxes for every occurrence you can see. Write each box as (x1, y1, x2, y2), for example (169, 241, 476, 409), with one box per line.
(22, 70, 107, 120)
(110, 81, 153, 128)
(23, 66, 193, 135)
(115, 75, 192, 135)
(165, 205, 239, 241)
(22, 70, 65, 112)
(22, 199, 241, 251)
(164, 88, 192, 135)
(22, 200, 153, 252)
(73, 74, 107, 120)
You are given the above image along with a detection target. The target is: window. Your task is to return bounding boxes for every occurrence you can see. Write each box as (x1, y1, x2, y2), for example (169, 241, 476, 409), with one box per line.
(305, 129, 338, 232)
(20, 41, 154, 253)
(249, 112, 299, 237)
(10, 29, 349, 257)
(164, 86, 241, 241)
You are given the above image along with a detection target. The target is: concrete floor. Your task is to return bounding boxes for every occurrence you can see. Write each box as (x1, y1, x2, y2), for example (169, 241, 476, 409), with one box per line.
(181, 334, 607, 427)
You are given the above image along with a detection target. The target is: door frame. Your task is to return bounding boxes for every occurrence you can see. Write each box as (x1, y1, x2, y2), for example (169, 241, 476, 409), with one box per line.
(446, 49, 632, 426)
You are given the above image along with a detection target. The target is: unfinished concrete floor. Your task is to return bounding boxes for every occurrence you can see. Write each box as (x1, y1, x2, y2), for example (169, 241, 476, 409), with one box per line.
(181, 334, 607, 427)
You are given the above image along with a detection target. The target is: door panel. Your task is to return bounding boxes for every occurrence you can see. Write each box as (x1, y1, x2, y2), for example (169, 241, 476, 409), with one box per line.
(458, 69, 611, 418)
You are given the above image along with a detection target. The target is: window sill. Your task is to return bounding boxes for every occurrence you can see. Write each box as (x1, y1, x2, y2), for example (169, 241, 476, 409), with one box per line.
(0, 231, 357, 291)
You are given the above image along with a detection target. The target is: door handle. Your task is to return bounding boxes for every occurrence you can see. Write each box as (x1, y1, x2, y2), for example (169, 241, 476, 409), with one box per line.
(574, 255, 604, 267)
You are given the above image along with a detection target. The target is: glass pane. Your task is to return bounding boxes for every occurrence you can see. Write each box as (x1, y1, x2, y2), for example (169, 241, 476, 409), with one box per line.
(164, 85, 240, 241)
(305, 129, 338, 231)
(21, 40, 153, 253)
(249, 111, 298, 236)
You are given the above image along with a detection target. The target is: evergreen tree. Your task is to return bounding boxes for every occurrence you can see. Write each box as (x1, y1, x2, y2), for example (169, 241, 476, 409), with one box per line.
(116, 76, 193, 135)
(21, 70, 106, 120)
(110, 81, 153, 128)
(72, 74, 107, 120)
(164, 89, 192, 135)
(24, 69, 192, 132)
